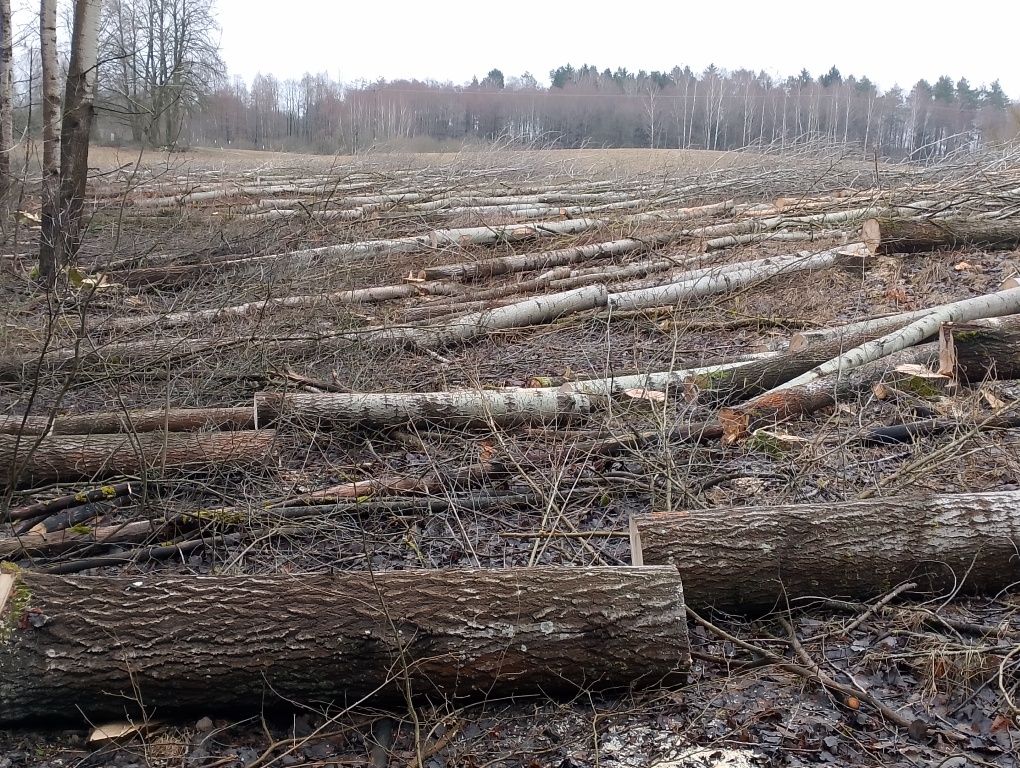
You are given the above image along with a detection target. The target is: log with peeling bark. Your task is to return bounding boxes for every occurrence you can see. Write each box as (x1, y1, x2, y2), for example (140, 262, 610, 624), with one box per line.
(1, 430, 275, 487)
(630, 489, 1020, 610)
(0, 565, 690, 723)
(257, 388, 594, 428)
(938, 314, 1020, 383)
(718, 344, 940, 442)
(862, 217, 1020, 255)
(4, 406, 255, 437)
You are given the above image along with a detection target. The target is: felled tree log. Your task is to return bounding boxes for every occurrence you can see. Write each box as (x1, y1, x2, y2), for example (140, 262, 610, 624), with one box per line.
(938, 314, 1020, 383)
(863, 217, 1020, 255)
(0, 566, 690, 724)
(766, 287, 1020, 396)
(1, 430, 275, 487)
(718, 344, 939, 442)
(788, 309, 937, 352)
(0, 338, 237, 382)
(690, 306, 936, 405)
(4, 406, 255, 436)
(257, 389, 593, 428)
(357, 285, 609, 348)
(607, 246, 866, 312)
(631, 490, 1020, 610)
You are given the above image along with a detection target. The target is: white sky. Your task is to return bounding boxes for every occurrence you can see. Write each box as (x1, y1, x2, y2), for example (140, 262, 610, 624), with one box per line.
(218, 0, 1020, 98)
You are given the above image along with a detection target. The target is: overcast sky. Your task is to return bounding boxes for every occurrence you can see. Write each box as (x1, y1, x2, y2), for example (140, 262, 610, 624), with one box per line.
(218, 1, 1019, 98)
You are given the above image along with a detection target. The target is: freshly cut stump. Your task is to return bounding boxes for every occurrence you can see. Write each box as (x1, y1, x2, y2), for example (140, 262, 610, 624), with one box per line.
(0, 566, 690, 724)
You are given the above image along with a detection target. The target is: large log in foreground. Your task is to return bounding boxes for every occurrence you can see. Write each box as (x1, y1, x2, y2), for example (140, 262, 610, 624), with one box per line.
(862, 217, 1020, 255)
(0, 566, 690, 724)
(631, 490, 1020, 611)
(1, 430, 276, 487)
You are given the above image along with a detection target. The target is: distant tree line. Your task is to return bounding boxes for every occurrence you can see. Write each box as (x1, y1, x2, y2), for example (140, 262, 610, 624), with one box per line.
(1, 0, 1016, 160)
(182, 64, 1018, 159)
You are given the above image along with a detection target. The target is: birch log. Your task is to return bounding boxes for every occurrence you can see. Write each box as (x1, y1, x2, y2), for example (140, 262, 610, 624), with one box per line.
(718, 343, 940, 442)
(607, 246, 865, 312)
(0, 566, 690, 723)
(257, 389, 593, 428)
(631, 490, 1020, 610)
(770, 287, 1020, 394)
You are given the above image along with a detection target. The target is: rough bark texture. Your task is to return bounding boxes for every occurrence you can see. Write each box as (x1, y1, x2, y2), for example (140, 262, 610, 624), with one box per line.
(1, 430, 275, 487)
(863, 217, 1020, 255)
(631, 490, 1020, 611)
(258, 389, 593, 428)
(358, 285, 609, 349)
(0, 566, 690, 724)
(718, 344, 940, 441)
(938, 314, 1020, 383)
(55, 0, 101, 263)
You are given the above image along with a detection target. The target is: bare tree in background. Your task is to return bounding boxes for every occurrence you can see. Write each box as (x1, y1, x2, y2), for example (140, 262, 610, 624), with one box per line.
(38, 0, 61, 282)
(100, 0, 223, 148)
(0, 0, 13, 203)
(39, 0, 101, 286)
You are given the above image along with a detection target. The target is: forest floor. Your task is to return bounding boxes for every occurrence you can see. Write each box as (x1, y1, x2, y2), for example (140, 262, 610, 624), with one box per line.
(1, 145, 1018, 767)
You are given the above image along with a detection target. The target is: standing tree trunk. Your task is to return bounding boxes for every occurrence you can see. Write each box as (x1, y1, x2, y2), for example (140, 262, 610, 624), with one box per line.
(54, 0, 102, 268)
(0, 0, 13, 203)
(38, 0, 61, 285)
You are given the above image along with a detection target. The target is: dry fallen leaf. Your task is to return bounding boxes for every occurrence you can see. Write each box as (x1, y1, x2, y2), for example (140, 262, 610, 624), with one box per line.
(953, 260, 975, 271)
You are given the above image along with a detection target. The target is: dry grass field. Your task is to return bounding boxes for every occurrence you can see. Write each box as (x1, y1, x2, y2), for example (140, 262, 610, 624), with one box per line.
(1, 144, 1019, 767)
